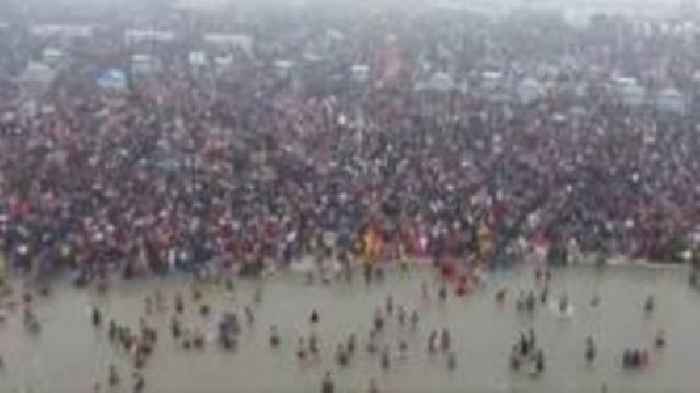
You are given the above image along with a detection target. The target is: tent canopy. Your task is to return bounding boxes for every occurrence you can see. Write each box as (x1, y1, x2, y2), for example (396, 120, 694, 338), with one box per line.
(203, 34, 253, 57)
(125, 30, 175, 44)
(31, 24, 93, 38)
(18, 62, 56, 84)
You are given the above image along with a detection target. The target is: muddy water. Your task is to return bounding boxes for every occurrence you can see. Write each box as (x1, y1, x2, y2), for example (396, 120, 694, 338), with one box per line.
(0, 264, 697, 393)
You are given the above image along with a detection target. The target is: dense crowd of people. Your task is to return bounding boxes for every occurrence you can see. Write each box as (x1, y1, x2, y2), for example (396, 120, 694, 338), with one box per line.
(0, 1, 700, 283)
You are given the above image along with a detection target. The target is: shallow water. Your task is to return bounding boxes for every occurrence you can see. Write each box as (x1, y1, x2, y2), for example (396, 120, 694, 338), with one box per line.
(0, 264, 697, 393)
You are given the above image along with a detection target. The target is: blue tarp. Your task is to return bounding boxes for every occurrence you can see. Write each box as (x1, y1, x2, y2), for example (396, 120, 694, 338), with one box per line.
(97, 69, 127, 90)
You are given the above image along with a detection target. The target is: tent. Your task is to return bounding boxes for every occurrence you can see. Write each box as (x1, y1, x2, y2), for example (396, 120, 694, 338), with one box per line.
(517, 78, 544, 104)
(125, 30, 175, 44)
(17, 62, 56, 94)
(424, 72, 455, 92)
(274, 60, 294, 77)
(351, 64, 370, 82)
(656, 88, 685, 114)
(620, 84, 646, 107)
(481, 71, 503, 91)
(97, 69, 128, 90)
(42, 48, 64, 65)
(31, 24, 93, 38)
(189, 51, 208, 67)
(131, 55, 161, 75)
(203, 34, 254, 57)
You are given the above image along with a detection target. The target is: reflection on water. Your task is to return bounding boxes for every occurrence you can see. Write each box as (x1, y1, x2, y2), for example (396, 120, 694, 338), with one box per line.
(0, 265, 697, 393)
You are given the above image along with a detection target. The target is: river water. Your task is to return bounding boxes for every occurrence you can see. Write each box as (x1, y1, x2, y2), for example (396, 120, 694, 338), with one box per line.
(0, 264, 697, 393)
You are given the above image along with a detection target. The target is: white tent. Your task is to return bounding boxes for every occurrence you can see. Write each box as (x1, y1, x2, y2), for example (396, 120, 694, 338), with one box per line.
(481, 71, 503, 91)
(351, 64, 370, 82)
(203, 34, 253, 57)
(189, 51, 208, 67)
(173, 0, 227, 12)
(125, 30, 175, 44)
(131, 54, 161, 74)
(517, 78, 544, 104)
(424, 72, 455, 92)
(42, 48, 64, 65)
(17, 62, 56, 95)
(620, 84, 646, 107)
(274, 60, 294, 77)
(656, 88, 685, 114)
(31, 24, 93, 38)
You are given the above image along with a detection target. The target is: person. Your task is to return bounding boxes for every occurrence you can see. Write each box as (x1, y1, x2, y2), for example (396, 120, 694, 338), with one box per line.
(428, 330, 438, 353)
(534, 349, 545, 374)
(398, 339, 408, 356)
(364, 264, 372, 285)
(199, 304, 211, 317)
(385, 294, 394, 315)
(92, 306, 102, 327)
(321, 371, 334, 393)
(447, 351, 457, 370)
(297, 337, 307, 360)
(397, 305, 406, 326)
(640, 349, 649, 367)
(516, 291, 526, 311)
(373, 307, 384, 331)
(518, 332, 528, 356)
(410, 309, 419, 330)
(109, 320, 118, 342)
(254, 287, 263, 304)
(558, 293, 569, 314)
(347, 333, 356, 354)
(108, 365, 119, 387)
(631, 349, 640, 368)
(245, 306, 255, 325)
(220, 331, 236, 350)
(540, 285, 549, 304)
(528, 329, 536, 350)
(171, 316, 181, 339)
(335, 343, 349, 367)
(510, 345, 521, 371)
(174, 293, 184, 314)
(306, 271, 315, 286)
(622, 349, 632, 368)
(309, 332, 319, 355)
(375, 267, 385, 282)
(525, 291, 535, 312)
(495, 287, 507, 303)
(438, 285, 447, 301)
(644, 295, 655, 314)
(585, 336, 596, 364)
(440, 328, 451, 352)
(269, 325, 280, 348)
(368, 378, 379, 393)
(421, 280, 429, 299)
(310, 309, 320, 324)
(366, 330, 378, 354)
(144, 296, 153, 315)
(132, 372, 145, 393)
(225, 278, 235, 292)
(193, 329, 205, 349)
(655, 329, 666, 349)
(191, 286, 202, 302)
(381, 345, 391, 370)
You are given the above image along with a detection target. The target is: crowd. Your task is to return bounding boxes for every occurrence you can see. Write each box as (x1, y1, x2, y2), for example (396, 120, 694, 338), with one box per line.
(0, 2, 700, 283)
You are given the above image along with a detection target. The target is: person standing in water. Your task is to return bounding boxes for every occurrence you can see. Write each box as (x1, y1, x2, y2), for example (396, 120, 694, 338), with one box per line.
(321, 371, 335, 393)
(585, 336, 596, 364)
